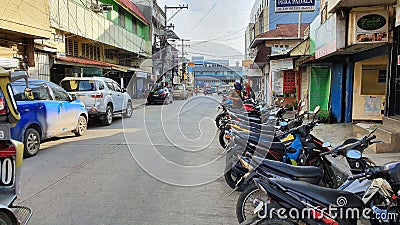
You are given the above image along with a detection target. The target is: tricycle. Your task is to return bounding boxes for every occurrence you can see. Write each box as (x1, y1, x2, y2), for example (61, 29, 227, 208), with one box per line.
(0, 67, 33, 225)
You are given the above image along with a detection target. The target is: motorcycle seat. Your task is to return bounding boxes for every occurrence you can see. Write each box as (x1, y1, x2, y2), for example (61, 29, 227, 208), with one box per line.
(269, 178, 364, 208)
(252, 156, 323, 179)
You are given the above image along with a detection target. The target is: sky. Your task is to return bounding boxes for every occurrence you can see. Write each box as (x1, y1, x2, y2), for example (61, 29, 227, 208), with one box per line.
(155, 0, 254, 65)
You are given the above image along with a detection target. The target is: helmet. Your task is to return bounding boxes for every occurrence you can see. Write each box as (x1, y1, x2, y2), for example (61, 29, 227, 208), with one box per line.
(234, 82, 241, 90)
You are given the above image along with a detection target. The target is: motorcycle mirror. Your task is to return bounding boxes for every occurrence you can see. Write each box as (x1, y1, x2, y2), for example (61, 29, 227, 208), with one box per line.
(322, 142, 331, 148)
(368, 125, 378, 136)
(346, 150, 362, 159)
(279, 121, 288, 127)
(313, 106, 321, 114)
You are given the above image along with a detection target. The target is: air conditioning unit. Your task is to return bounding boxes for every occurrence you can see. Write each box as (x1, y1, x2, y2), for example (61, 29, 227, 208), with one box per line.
(90, 3, 113, 13)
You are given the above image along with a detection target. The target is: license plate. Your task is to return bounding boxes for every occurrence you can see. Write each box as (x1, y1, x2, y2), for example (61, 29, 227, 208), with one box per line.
(153, 94, 159, 97)
(0, 157, 14, 186)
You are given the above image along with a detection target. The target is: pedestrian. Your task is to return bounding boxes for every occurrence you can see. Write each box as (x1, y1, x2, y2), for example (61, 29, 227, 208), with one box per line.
(228, 82, 243, 109)
(195, 87, 198, 96)
(243, 80, 255, 100)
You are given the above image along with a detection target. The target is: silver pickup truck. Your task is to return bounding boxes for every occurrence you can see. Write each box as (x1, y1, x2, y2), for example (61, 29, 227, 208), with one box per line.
(60, 77, 133, 125)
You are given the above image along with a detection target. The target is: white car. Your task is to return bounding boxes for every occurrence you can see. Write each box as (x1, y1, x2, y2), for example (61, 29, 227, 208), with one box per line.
(60, 77, 133, 125)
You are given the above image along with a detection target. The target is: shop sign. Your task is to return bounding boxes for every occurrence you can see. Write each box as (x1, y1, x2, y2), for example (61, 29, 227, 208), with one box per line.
(270, 58, 293, 72)
(275, 0, 315, 13)
(354, 11, 388, 44)
(396, 1, 400, 27)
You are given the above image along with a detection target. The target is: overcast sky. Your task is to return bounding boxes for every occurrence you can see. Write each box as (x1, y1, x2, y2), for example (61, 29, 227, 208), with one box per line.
(155, 0, 253, 65)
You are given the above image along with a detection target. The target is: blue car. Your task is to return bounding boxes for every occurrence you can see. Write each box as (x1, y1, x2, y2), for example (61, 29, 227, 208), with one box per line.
(10, 79, 88, 158)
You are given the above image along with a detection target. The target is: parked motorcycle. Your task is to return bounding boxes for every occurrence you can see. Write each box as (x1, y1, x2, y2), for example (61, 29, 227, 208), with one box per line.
(241, 128, 391, 225)
(0, 68, 33, 225)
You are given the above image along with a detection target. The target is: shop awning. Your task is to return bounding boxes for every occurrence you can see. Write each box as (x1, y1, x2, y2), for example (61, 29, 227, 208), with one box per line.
(54, 56, 114, 69)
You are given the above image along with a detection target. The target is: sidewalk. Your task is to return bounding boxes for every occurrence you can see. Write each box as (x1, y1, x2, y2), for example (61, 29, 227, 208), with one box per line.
(312, 123, 400, 179)
(131, 98, 147, 109)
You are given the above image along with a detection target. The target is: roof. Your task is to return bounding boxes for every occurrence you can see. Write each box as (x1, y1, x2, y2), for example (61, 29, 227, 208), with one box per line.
(55, 56, 114, 67)
(116, 0, 149, 25)
(256, 24, 310, 39)
(61, 77, 115, 82)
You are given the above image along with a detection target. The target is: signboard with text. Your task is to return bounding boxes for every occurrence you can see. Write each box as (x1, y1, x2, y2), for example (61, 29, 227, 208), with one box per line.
(275, 0, 315, 13)
(353, 11, 388, 44)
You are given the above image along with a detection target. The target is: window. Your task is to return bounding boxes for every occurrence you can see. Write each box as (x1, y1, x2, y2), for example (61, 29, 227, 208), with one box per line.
(97, 81, 105, 90)
(118, 6, 125, 27)
(61, 80, 96, 91)
(12, 84, 51, 101)
(285, 45, 289, 48)
(81, 43, 101, 60)
(106, 82, 115, 91)
(132, 19, 137, 34)
(280, 45, 284, 48)
(361, 65, 387, 95)
(66, 39, 78, 57)
(113, 82, 122, 92)
(48, 83, 70, 101)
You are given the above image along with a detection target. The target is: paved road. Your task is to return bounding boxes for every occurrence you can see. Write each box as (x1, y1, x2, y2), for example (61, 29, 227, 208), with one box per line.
(16, 95, 238, 225)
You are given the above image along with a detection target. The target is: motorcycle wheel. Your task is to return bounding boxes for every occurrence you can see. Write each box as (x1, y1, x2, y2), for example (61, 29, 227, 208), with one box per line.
(219, 129, 228, 149)
(224, 168, 240, 189)
(215, 114, 223, 128)
(0, 211, 14, 225)
(236, 184, 268, 223)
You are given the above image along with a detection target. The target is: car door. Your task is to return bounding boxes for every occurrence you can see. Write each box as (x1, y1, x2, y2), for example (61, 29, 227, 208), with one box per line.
(48, 83, 77, 132)
(112, 82, 124, 112)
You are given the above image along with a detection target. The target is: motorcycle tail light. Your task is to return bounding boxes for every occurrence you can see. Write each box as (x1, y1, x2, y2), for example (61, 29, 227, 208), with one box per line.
(0, 141, 16, 157)
(0, 97, 6, 115)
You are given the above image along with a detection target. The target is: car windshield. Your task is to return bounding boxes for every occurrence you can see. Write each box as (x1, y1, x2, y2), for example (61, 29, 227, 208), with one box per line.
(173, 85, 183, 90)
(61, 80, 96, 91)
(12, 83, 52, 101)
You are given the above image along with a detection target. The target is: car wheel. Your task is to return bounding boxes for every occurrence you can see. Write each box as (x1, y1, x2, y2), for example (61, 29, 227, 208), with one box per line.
(123, 101, 133, 118)
(73, 115, 87, 136)
(102, 105, 113, 126)
(24, 128, 40, 158)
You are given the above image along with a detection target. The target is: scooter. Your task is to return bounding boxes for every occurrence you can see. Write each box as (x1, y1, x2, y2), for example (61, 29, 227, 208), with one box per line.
(0, 67, 33, 225)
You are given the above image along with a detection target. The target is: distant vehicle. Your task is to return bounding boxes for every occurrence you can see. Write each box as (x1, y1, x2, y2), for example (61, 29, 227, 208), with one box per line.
(211, 87, 217, 93)
(172, 84, 188, 100)
(60, 77, 133, 126)
(204, 87, 213, 95)
(147, 86, 173, 105)
(218, 89, 227, 95)
(186, 84, 194, 97)
(11, 79, 88, 157)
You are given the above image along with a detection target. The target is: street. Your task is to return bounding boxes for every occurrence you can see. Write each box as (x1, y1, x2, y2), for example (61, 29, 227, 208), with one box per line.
(15, 95, 239, 225)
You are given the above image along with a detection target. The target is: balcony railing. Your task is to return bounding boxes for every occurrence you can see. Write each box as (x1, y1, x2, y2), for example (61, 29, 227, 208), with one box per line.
(49, 0, 151, 57)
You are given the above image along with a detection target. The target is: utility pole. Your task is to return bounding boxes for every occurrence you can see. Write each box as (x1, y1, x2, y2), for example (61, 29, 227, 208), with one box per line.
(179, 39, 190, 82)
(160, 4, 188, 87)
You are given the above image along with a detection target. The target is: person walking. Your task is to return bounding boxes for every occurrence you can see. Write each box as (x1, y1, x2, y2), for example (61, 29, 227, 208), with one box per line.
(228, 82, 243, 109)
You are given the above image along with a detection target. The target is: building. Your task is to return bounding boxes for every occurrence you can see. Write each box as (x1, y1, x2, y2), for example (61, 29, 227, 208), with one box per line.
(189, 56, 243, 88)
(46, 0, 151, 98)
(0, 0, 52, 77)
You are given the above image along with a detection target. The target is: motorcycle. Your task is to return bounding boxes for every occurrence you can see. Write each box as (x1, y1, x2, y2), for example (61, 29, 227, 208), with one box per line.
(235, 127, 381, 223)
(242, 128, 393, 225)
(0, 67, 34, 225)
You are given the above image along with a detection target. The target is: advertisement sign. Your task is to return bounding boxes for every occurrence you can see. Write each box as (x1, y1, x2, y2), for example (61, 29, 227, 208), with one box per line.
(275, 0, 315, 13)
(397, 0, 400, 27)
(354, 11, 388, 44)
(270, 58, 293, 72)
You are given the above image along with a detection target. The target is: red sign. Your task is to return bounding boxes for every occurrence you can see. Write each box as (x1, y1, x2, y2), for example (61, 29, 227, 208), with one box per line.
(398, 55, 400, 65)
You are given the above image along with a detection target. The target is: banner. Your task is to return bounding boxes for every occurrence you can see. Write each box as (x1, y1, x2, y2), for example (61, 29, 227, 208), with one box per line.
(275, 0, 316, 13)
(310, 66, 330, 118)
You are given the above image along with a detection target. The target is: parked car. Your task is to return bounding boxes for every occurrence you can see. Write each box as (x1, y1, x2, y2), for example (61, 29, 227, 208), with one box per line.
(60, 77, 133, 126)
(10, 79, 88, 157)
(147, 86, 173, 105)
(172, 84, 188, 100)
(204, 87, 213, 95)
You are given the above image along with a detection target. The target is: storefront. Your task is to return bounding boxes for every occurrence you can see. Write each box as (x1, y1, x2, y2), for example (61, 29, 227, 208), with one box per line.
(352, 55, 387, 120)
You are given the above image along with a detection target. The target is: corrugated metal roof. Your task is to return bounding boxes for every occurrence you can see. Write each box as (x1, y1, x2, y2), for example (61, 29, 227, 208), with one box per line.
(116, 0, 149, 25)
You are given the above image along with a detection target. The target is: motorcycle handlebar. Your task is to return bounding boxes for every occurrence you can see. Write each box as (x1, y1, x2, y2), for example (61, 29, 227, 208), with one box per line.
(366, 135, 376, 143)
(348, 173, 366, 180)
